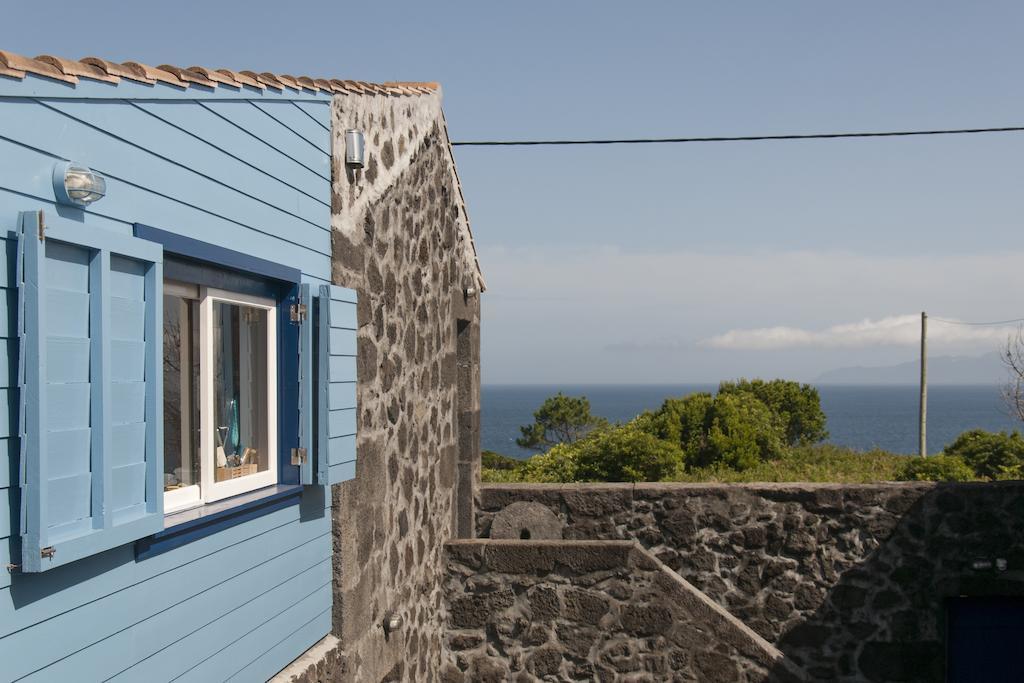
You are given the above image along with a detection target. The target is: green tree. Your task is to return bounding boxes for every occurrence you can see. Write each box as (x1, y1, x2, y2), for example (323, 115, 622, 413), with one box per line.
(637, 390, 785, 471)
(718, 379, 828, 446)
(636, 393, 715, 453)
(896, 454, 974, 482)
(943, 429, 1024, 480)
(572, 424, 685, 482)
(695, 392, 786, 470)
(516, 392, 608, 451)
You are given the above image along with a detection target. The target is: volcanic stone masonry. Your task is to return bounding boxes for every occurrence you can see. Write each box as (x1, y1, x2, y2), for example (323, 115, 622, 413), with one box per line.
(471, 481, 1024, 682)
(325, 88, 482, 683)
(442, 540, 803, 682)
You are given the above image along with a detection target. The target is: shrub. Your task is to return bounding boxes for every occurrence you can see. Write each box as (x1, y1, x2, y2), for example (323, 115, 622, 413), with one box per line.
(943, 429, 1024, 479)
(691, 392, 786, 470)
(481, 450, 522, 471)
(481, 467, 526, 483)
(571, 424, 686, 482)
(637, 393, 715, 453)
(518, 443, 583, 483)
(896, 455, 975, 482)
(718, 379, 828, 446)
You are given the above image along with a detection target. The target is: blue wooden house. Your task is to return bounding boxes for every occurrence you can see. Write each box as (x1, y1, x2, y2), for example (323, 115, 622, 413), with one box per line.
(0, 50, 466, 682)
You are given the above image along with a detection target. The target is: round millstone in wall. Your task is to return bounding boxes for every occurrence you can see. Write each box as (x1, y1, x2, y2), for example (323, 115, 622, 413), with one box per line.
(489, 502, 564, 540)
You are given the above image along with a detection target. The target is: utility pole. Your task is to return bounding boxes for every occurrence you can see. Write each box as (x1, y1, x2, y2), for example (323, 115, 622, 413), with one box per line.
(919, 311, 927, 457)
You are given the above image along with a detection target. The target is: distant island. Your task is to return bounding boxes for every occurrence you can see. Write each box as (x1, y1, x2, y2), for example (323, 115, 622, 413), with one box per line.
(815, 351, 1003, 385)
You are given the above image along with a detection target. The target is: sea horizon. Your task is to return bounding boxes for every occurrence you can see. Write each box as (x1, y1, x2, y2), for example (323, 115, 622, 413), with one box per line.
(481, 382, 1019, 459)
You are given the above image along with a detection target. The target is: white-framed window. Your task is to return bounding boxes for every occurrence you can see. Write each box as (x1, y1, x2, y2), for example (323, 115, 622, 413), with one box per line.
(163, 282, 278, 512)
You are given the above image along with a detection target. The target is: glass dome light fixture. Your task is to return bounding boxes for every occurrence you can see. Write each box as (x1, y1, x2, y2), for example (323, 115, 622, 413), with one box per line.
(53, 161, 107, 206)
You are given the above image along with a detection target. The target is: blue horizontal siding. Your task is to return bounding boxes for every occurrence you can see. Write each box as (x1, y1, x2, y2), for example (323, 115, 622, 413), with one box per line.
(0, 100, 331, 278)
(0, 495, 332, 680)
(1, 80, 335, 681)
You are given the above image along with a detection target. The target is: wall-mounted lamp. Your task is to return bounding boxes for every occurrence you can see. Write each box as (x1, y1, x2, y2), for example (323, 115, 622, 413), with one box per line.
(53, 161, 106, 206)
(345, 129, 366, 169)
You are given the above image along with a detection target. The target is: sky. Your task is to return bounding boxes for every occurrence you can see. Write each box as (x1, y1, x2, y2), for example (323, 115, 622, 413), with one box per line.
(5, 2, 1024, 384)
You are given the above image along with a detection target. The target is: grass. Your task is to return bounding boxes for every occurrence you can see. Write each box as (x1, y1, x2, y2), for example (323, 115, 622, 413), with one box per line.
(480, 443, 912, 484)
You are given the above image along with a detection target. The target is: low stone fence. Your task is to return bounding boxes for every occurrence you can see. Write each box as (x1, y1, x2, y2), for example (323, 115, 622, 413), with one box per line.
(477, 482, 1024, 682)
(441, 540, 802, 682)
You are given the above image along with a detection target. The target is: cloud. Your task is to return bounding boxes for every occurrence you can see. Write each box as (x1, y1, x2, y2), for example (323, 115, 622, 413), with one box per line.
(476, 244, 1024, 382)
(702, 314, 1018, 350)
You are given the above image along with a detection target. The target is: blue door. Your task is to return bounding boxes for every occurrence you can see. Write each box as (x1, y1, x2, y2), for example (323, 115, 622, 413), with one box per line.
(948, 596, 1024, 682)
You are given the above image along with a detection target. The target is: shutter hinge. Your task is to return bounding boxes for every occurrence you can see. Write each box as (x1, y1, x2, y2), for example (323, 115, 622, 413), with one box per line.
(40, 546, 56, 559)
(38, 210, 45, 241)
(290, 303, 307, 323)
(291, 447, 307, 465)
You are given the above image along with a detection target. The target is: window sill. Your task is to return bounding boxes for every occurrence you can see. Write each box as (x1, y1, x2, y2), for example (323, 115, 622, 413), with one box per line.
(135, 484, 304, 561)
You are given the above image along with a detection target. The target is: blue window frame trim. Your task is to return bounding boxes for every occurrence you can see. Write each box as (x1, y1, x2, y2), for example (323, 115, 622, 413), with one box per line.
(135, 485, 303, 560)
(133, 224, 301, 284)
(131, 223, 310, 559)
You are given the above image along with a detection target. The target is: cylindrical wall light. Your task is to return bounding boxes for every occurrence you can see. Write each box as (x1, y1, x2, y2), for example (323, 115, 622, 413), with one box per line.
(53, 161, 106, 206)
(345, 129, 366, 168)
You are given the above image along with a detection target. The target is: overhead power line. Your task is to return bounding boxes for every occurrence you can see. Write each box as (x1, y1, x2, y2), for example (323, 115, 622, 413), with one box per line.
(931, 317, 1024, 327)
(451, 125, 1024, 147)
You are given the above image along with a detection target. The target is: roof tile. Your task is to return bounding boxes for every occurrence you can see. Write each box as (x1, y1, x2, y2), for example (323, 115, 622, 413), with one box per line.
(187, 66, 241, 88)
(122, 61, 187, 88)
(0, 48, 439, 98)
(158, 65, 216, 88)
(36, 54, 119, 83)
(0, 49, 75, 84)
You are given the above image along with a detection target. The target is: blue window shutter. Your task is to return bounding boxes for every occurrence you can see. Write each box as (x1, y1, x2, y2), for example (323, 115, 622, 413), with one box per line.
(296, 283, 315, 485)
(316, 285, 357, 485)
(17, 211, 164, 572)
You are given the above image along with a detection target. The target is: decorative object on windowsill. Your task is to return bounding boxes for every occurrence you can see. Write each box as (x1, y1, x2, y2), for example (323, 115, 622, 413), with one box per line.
(215, 426, 228, 467)
(240, 447, 257, 465)
(215, 464, 259, 482)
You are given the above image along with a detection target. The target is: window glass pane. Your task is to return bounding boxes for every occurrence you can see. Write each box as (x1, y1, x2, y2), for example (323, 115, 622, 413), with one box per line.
(212, 301, 270, 481)
(163, 293, 200, 492)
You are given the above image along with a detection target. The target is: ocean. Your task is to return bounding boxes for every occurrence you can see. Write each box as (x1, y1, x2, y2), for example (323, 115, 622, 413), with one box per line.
(481, 384, 1022, 459)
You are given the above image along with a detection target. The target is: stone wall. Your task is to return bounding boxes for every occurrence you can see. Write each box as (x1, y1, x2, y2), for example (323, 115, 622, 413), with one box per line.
(442, 540, 802, 682)
(327, 90, 482, 683)
(479, 482, 1024, 682)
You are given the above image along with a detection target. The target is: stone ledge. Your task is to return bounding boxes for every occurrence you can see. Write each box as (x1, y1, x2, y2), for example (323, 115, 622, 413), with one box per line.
(269, 635, 346, 683)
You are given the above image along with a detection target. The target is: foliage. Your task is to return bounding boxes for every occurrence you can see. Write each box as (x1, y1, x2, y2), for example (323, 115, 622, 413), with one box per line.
(942, 429, 1024, 480)
(515, 392, 609, 451)
(489, 388, 1024, 486)
(635, 393, 715, 453)
(481, 450, 522, 471)
(895, 455, 975, 482)
(481, 466, 526, 483)
(718, 379, 829, 446)
(670, 445, 906, 483)
(693, 392, 786, 470)
(571, 424, 685, 482)
(518, 443, 583, 483)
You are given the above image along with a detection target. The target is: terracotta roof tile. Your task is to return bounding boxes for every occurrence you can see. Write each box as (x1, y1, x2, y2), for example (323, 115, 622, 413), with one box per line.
(0, 49, 75, 84)
(217, 69, 263, 89)
(36, 54, 118, 83)
(0, 48, 436, 99)
(158, 65, 215, 88)
(123, 61, 187, 88)
(187, 66, 241, 88)
(276, 74, 302, 91)
(80, 56, 150, 82)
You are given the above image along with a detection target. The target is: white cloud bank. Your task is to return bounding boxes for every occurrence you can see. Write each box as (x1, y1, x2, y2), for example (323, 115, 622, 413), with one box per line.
(477, 244, 1024, 382)
(702, 314, 1019, 350)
